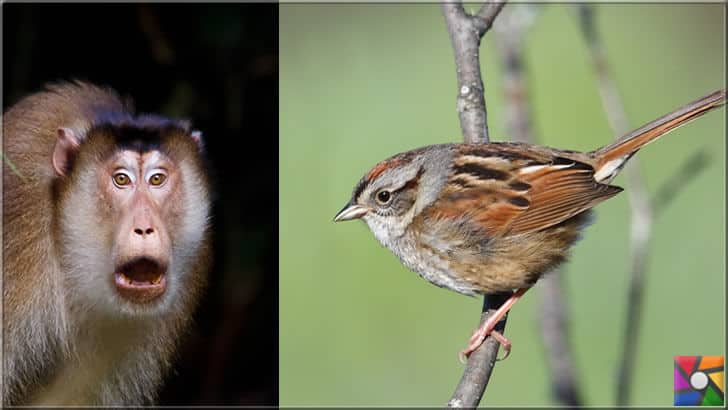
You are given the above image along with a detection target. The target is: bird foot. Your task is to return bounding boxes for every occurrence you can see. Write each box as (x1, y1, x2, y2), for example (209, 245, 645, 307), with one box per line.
(457, 288, 528, 363)
(458, 329, 512, 363)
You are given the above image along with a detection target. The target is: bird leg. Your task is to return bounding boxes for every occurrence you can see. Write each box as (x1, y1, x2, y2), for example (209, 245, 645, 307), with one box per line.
(459, 288, 529, 362)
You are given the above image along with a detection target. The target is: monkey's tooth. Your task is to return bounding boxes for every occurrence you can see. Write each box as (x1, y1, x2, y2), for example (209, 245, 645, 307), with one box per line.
(151, 276, 161, 285)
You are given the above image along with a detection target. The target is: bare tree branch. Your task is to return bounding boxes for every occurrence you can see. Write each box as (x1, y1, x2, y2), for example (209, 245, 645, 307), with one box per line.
(444, 205, 515, 402)
(448, 293, 510, 408)
(494, 5, 583, 406)
(652, 150, 709, 216)
(476, 2, 507, 34)
(577, 5, 650, 406)
(579, 7, 714, 405)
(493, 4, 536, 144)
(537, 272, 583, 406)
(442, 0, 505, 143)
(442, 1, 507, 407)
(137, 4, 175, 65)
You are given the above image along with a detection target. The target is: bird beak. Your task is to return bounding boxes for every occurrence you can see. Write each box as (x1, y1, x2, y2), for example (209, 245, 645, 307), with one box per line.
(333, 203, 369, 222)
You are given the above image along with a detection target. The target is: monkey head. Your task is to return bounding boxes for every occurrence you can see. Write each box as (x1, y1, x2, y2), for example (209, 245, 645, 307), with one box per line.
(52, 115, 211, 318)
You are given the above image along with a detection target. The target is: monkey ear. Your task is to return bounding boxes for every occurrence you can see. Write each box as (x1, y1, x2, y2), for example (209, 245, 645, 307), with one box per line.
(190, 130, 205, 152)
(52, 127, 80, 176)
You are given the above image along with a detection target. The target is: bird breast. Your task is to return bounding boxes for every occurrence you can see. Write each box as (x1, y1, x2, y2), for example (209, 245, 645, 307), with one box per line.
(373, 221, 482, 296)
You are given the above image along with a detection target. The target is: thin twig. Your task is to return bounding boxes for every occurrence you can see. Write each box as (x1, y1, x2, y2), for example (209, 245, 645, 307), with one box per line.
(577, 5, 651, 406)
(494, 5, 583, 406)
(442, 0, 506, 143)
(493, 4, 536, 144)
(651, 150, 709, 216)
(579, 7, 715, 405)
(2, 152, 28, 183)
(137, 4, 175, 65)
(448, 293, 510, 408)
(442, 1, 507, 407)
(537, 272, 583, 406)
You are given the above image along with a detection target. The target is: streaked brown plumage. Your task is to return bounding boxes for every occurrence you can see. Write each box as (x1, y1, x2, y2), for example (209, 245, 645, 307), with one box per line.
(335, 89, 726, 359)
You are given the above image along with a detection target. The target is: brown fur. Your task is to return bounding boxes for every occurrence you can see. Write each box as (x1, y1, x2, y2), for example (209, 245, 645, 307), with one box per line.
(2, 81, 211, 405)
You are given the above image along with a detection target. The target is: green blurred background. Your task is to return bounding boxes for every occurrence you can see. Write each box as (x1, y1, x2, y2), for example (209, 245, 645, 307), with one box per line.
(280, 4, 724, 406)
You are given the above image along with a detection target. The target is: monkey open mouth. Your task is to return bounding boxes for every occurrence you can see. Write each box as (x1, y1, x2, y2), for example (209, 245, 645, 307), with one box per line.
(114, 257, 168, 303)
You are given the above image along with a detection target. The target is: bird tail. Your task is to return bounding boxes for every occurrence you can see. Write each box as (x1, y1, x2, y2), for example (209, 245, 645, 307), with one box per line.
(591, 89, 725, 183)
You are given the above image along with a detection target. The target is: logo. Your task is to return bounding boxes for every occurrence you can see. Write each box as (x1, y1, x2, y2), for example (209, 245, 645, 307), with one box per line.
(674, 356, 724, 406)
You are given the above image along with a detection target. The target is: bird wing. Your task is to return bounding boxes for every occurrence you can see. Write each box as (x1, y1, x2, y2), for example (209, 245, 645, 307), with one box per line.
(423, 144, 622, 237)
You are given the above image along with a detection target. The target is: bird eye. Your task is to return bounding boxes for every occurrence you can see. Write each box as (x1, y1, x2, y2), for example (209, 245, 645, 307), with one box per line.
(149, 173, 167, 186)
(113, 172, 131, 187)
(376, 190, 391, 204)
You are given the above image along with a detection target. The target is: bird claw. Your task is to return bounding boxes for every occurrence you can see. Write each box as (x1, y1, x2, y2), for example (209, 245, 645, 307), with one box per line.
(491, 331, 512, 361)
(458, 350, 468, 364)
(458, 330, 512, 363)
(457, 289, 527, 363)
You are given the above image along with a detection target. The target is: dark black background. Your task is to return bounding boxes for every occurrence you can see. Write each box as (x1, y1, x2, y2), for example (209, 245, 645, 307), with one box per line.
(3, 4, 278, 405)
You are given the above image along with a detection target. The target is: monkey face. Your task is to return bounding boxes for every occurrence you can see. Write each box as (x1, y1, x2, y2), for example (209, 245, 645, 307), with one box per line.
(55, 128, 211, 318)
(103, 150, 175, 304)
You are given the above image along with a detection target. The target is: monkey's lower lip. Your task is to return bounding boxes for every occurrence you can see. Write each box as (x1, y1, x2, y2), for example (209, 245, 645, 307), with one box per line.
(114, 258, 168, 303)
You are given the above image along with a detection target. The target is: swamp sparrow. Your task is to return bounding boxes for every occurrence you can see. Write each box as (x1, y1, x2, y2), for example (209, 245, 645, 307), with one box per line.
(334, 89, 726, 360)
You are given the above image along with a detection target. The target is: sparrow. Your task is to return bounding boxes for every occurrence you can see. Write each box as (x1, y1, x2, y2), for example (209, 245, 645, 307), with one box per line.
(334, 89, 726, 360)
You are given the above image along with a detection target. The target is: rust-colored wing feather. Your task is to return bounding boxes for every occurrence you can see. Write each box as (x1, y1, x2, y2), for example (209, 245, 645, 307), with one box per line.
(423, 143, 622, 236)
(507, 164, 622, 234)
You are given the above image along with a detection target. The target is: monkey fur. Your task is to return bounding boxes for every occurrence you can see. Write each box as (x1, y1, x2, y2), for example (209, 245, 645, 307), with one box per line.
(2, 81, 212, 405)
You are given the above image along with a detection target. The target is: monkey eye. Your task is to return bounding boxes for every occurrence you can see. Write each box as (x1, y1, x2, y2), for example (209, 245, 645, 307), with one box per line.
(148, 173, 167, 186)
(375, 189, 392, 205)
(113, 172, 132, 187)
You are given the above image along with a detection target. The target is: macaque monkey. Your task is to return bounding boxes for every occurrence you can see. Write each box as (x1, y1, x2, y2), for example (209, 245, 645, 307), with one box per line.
(2, 81, 212, 405)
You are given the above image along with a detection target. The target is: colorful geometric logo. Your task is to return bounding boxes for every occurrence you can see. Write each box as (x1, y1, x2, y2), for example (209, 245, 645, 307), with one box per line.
(674, 356, 724, 406)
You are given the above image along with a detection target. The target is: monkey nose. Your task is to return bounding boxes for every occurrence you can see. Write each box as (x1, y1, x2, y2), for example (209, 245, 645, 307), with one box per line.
(131, 205, 158, 237)
(134, 227, 156, 236)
